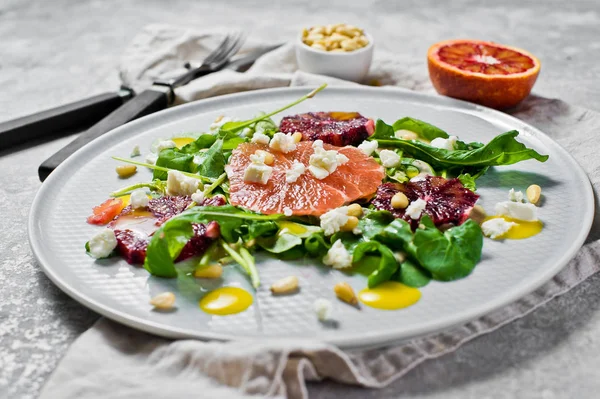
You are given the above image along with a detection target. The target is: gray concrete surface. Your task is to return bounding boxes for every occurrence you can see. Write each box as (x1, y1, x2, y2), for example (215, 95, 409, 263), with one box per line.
(1, 0, 599, 398)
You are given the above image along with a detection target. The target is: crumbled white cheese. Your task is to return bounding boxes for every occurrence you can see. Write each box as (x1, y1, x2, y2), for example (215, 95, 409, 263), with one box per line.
(166, 170, 200, 196)
(430, 135, 458, 151)
(145, 153, 158, 165)
(249, 150, 267, 164)
(191, 190, 205, 204)
(251, 132, 271, 145)
(88, 229, 117, 259)
(481, 218, 517, 239)
(209, 115, 232, 132)
(494, 201, 538, 221)
(130, 145, 141, 158)
(322, 239, 353, 269)
(405, 198, 428, 220)
(269, 132, 297, 153)
(130, 189, 149, 209)
(314, 298, 333, 321)
(308, 143, 349, 180)
(508, 188, 525, 202)
(357, 140, 378, 156)
(283, 207, 293, 217)
(320, 207, 349, 236)
(286, 160, 306, 183)
(243, 163, 273, 185)
(379, 150, 401, 168)
(156, 140, 177, 153)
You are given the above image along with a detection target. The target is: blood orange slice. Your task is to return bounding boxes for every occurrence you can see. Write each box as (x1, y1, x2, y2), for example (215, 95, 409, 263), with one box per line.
(428, 39, 540, 109)
(226, 141, 384, 216)
(371, 176, 479, 230)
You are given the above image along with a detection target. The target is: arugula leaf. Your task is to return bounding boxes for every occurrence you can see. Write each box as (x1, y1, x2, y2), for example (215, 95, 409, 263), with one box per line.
(372, 218, 414, 251)
(373, 128, 549, 171)
(195, 139, 226, 178)
(144, 218, 194, 278)
(143, 205, 282, 279)
(218, 84, 327, 135)
(220, 241, 260, 288)
(110, 180, 167, 197)
(353, 241, 399, 288)
(257, 233, 302, 254)
(180, 134, 217, 153)
(392, 117, 449, 141)
(395, 259, 431, 288)
(458, 173, 477, 191)
(153, 149, 195, 180)
(304, 232, 330, 257)
(357, 210, 395, 241)
(246, 221, 279, 240)
(404, 216, 483, 281)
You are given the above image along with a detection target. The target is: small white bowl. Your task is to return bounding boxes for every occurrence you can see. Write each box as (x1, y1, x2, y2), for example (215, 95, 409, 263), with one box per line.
(295, 32, 374, 83)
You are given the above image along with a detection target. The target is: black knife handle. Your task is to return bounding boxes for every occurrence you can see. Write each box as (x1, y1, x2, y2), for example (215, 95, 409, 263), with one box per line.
(39, 88, 171, 181)
(0, 91, 131, 150)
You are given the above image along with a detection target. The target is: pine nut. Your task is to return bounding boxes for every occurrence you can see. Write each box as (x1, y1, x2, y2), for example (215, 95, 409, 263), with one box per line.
(469, 205, 487, 224)
(340, 39, 359, 51)
(334, 282, 358, 305)
(193, 264, 223, 279)
(340, 216, 359, 232)
(302, 24, 368, 52)
(116, 164, 137, 178)
(391, 192, 409, 209)
(347, 203, 363, 217)
(270, 276, 299, 294)
(292, 132, 303, 143)
(256, 150, 274, 165)
(150, 292, 176, 310)
(526, 184, 542, 205)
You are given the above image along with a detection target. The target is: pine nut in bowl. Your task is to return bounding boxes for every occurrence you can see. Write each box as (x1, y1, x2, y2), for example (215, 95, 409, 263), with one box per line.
(296, 24, 374, 82)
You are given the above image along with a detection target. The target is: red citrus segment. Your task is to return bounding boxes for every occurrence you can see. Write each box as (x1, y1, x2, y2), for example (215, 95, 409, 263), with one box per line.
(436, 42, 536, 75)
(226, 142, 384, 216)
(87, 198, 124, 225)
(427, 39, 541, 109)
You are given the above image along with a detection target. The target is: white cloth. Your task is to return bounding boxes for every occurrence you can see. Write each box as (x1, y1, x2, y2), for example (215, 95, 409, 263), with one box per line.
(40, 25, 600, 399)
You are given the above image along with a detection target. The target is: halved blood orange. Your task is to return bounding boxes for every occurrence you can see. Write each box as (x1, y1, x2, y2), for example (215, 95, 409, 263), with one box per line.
(428, 39, 541, 109)
(226, 142, 384, 216)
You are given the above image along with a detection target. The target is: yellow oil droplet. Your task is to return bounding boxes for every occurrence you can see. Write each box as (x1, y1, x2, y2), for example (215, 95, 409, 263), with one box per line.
(199, 287, 253, 315)
(118, 194, 131, 208)
(277, 221, 307, 236)
(484, 216, 543, 240)
(172, 137, 195, 148)
(358, 281, 421, 310)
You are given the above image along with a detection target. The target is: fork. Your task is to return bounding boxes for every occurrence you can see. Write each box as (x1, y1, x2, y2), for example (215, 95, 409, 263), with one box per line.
(38, 32, 246, 181)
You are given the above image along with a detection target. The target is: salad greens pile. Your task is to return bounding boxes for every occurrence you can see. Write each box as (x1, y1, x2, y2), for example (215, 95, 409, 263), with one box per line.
(107, 85, 548, 291)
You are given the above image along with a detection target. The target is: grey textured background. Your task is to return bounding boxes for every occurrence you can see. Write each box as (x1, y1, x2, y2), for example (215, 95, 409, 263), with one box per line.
(1, 0, 599, 398)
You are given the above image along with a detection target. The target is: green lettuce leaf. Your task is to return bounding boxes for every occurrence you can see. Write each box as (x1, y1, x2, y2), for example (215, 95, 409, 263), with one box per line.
(195, 138, 226, 178)
(404, 216, 483, 281)
(373, 123, 548, 172)
(353, 241, 399, 288)
(395, 259, 431, 288)
(392, 117, 449, 141)
(153, 149, 195, 180)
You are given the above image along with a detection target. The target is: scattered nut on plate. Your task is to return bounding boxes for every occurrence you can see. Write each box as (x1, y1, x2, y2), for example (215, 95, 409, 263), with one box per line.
(150, 292, 176, 310)
(302, 24, 369, 52)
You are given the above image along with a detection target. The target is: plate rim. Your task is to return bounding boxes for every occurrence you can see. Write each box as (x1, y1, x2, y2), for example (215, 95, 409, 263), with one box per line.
(28, 86, 595, 348)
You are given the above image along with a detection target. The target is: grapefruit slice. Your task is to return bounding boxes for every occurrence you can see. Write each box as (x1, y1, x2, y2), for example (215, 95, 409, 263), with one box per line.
(428, 39, 540, 109)
(371, 176, 479, 230)
(226, 141, 384, 216)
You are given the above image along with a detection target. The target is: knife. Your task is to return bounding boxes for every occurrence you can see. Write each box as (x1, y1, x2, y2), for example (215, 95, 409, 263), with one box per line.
(0, 87, 134, 150)
(36, 43, 283, 182)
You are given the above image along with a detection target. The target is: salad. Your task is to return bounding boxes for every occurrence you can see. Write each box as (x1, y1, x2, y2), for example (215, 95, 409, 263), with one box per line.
(85, 84, 548, 316)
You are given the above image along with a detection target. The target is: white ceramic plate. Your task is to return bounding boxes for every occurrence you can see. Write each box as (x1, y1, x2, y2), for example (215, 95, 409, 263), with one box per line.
(29, 87, 594, 349)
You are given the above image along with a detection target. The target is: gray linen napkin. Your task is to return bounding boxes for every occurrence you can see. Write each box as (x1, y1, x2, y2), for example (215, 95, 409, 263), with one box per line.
(39, 25, 600, 399)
